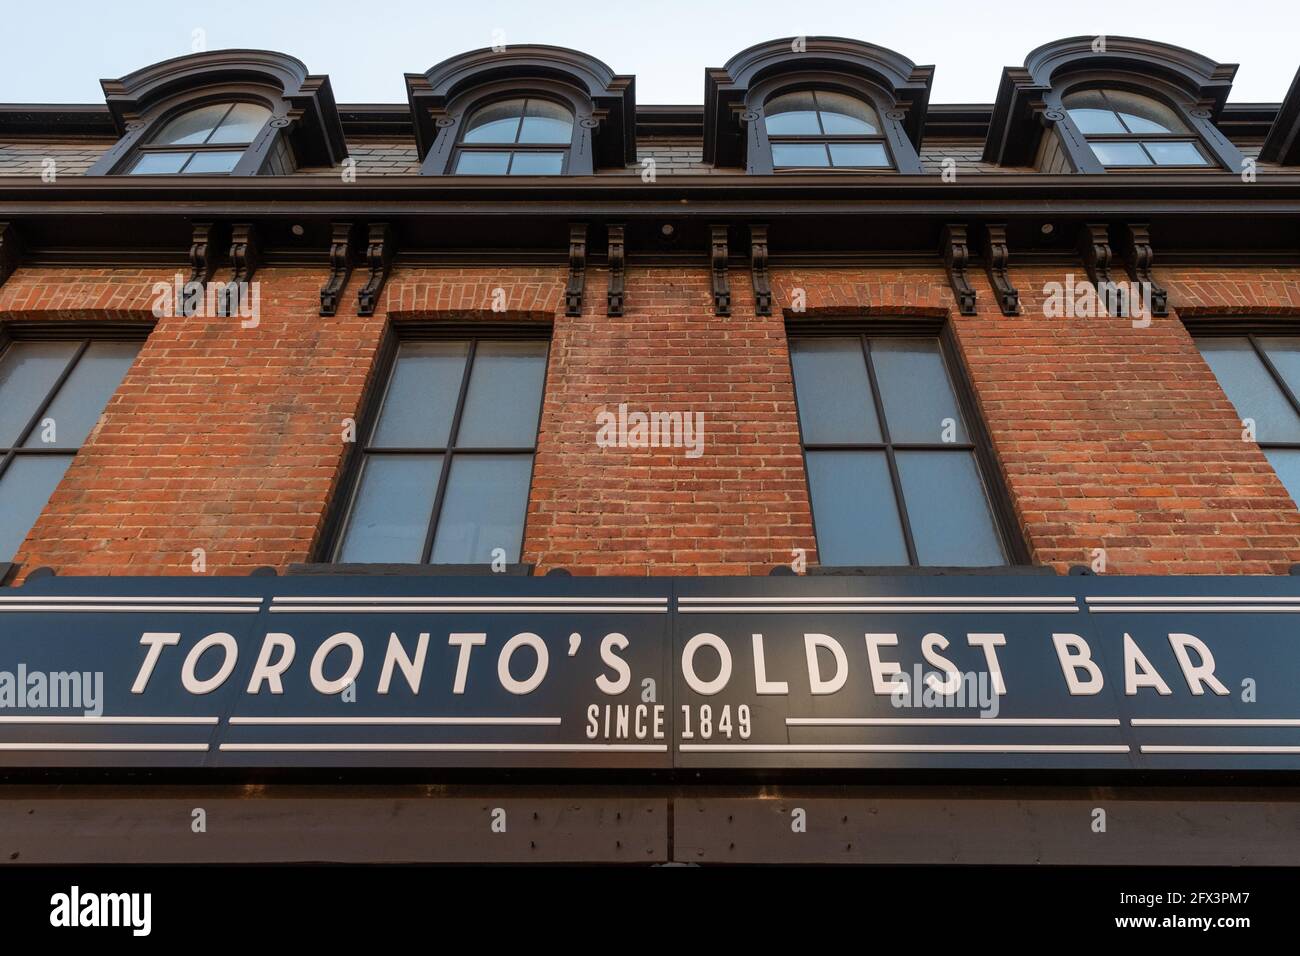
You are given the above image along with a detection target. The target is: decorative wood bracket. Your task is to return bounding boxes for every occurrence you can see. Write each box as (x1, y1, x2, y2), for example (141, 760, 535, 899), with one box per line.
(750, 225, 772, 316)
(1078, 222, 1125, 316)
(710, 225, 731, 316)
(220, 223, 259, 317)
(981, 223, 1019, 315)
(357, 223, 395, 317)
(0, 221, 19, 289)
(187, 222, 220, 287)
(320, 222, 359, 316)
(1120, 223, 1169, 317)
(941, 223, 977, 315)
(565, 223, 587, 317)
(606, 224, 625, 317)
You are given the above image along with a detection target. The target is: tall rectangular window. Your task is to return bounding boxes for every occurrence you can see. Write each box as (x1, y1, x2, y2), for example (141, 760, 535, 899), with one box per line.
(0, 338, 142, 560)
(1196, 333, 1300, 505)
(332, 336, 549, 564)
(788, 332, 1012, 567)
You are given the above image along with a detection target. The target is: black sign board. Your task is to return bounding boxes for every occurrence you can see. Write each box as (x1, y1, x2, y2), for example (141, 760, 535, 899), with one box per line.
(1, 573, 1298, 771)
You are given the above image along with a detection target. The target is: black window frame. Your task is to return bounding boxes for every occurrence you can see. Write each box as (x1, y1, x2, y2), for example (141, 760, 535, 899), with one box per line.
(0, 323, 148, 564)
(451, 95, 575, 177)
(125, 101, 275, 176)
(1062, 87, 1211, 170)
(762, 87, 894, 171)
(786, 319, 1027, 569)
(323, 324, 552, 566)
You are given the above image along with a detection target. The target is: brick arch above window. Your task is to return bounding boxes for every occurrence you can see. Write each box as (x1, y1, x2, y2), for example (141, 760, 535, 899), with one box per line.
(86, 50, 347, 176)
(982, 35, 1244, 172)
(406, 45, 636, 175)
(703, 37, 933, 173)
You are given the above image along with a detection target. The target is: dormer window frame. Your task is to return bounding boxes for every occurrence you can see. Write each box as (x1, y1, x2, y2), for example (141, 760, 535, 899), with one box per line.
(747, 75, 911, 173)
(1046, 70, 1238, 173)
(422, 80, 593, 176)
(85, 50, 347, 178)
(105, 87, 282, 177)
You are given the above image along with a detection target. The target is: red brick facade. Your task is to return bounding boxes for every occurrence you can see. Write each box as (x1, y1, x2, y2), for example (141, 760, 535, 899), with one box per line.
(3, 260, 1300, 578)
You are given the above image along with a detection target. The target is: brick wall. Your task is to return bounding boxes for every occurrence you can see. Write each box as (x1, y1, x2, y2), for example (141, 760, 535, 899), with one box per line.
(2, 259, 1299, 577)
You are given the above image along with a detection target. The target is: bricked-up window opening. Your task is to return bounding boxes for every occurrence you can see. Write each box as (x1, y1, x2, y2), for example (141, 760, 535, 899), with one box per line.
(789, 334, 1009, 567)
(764, 89, 892, 169)
(1197, 334, 1300, 506)
(332, 337, 549, 563)
(453, 98, 573, 175)
(127, 102, 272, 175)
(1062, 90, 1210, 168)
(0, 339, 141, 560)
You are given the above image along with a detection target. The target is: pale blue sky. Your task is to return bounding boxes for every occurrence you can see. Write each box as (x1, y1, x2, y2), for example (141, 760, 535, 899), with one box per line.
(1, 0, 1296, 105)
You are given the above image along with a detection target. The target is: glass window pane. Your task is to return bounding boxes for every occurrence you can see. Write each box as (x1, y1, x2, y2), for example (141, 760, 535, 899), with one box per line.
(897, 451, 1006, 566)
(153, 104, 231, 145)
(1063, 91, 1125, 134)
(805, 451, 908, 566)
(182, 151, 243, 174)
(518, 100, 573, 144)
(462, 100, 526, 143)
(1145, 141, 1208, 166)
(430, 454, 532, 563)
(1199, 338, 1300, 442)
(1104, 90, 1188, 134)
(508, 152, 564, 175)
(764, 91, 821, 135)
(870, 338, 967, 443)
(0, 455, 72, 561)
(128, 152, 190, 175)
(209, 103, 271, 144)
(370, 342, 469, 448)
(772, 143, 829, 168)
(1263, 449, 1300, 508)
(789, 337, 881, 443)
(816, 92, 879, 134)
(828, 142, 890, 167)
(1090, 141, 1152, 167)
(336, 454, 442, 562)
(456, 341, 548, 447)
(22, 341, 139, 449)
(1257, 337, 1300, 398)
(455, 151, 511, 174)
(0, 341, 80, 446)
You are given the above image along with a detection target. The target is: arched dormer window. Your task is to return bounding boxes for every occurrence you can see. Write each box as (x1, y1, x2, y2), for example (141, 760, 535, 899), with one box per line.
(703, 38, 932, 174)
(127, 102, 272, 175)
(87, 50, 346, 177)
(1062, 89, 1208, 167)
(453, 97, 575, 175)
(763, 89, 891, 169)
(983, 36, 1243, 173)
(407, 46, 636, 176)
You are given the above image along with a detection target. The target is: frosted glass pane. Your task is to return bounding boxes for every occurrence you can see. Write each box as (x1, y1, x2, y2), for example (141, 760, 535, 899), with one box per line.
(336, 455, 441, 562)
(456, 341, 548, 447)
(0, 455, 71, 561)
(430, 454, 532, 563)
(789, 338, 881, 443)
(805, 451, 907, 566)
(371, 342, 469, 448)
(23, 341, 139, 449)
(1200, 338, 1300, 442)
(871, 338, 967, 443)
(897, 451, 1006, 566)
(0, 341, 79, 446)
